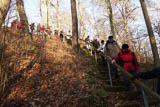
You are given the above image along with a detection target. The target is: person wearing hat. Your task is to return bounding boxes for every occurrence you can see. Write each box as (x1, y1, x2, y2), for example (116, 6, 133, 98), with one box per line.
(104, 35, 120, 81)
(112, 44, 140, 91)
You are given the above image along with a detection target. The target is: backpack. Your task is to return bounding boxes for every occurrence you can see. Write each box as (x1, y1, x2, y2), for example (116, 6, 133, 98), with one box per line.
(105, 40, 118, 50)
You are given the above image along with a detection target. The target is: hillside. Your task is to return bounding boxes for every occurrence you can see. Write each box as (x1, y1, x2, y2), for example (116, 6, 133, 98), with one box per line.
(0, 32, 160, 107)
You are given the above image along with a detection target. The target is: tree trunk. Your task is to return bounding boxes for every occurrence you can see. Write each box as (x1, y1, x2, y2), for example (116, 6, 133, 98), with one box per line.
(0, 0, 11, 27)
(45, 0, 49, 27)
(56, 0, 61, 35)
(16, 0, 29, 33)
(105, 0, 116, 39)
(78, 0, 87, 39)
(71, 0, 79, 53)
(122, 0, 132, 48)
(40, 0, 43, 25)
(140, 0, 160, 67)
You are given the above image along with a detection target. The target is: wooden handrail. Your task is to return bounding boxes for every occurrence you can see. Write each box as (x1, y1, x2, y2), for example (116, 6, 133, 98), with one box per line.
(80, 38, 160, 101)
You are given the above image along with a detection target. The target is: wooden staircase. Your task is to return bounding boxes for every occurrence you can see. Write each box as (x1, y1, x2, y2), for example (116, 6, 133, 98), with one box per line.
(94, 62, 160, 107)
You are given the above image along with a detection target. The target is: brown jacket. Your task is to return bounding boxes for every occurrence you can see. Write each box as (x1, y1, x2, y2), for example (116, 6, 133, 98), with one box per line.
(104, 40, 120, 59)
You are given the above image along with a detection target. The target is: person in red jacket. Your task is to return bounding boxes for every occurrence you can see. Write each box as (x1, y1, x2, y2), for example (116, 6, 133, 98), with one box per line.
(40, 25, 45, 36)
(17, 21, 22, 30)
(115, 44, 140, 72)
(113, 44, 141, 92)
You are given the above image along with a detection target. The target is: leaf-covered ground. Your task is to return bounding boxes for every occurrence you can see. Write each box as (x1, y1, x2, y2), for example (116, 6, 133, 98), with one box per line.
(1, 36, 106, 107)
(1, 33, 158, 107)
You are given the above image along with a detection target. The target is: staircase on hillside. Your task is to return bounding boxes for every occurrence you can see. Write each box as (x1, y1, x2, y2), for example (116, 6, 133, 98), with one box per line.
(95, 61, 160, 107)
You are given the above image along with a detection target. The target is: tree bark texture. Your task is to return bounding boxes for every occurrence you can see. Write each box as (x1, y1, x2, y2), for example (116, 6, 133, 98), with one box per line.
(124, 0, 132, 46)
(16, 0, 29, 33)
(56, 0, 61, 35)
(0, 0, 11, 27)
(71, 0, 79, 52)
(105, 0, 116, 39)
(45, 0, 49, 27)
(40, 0, 43, 25)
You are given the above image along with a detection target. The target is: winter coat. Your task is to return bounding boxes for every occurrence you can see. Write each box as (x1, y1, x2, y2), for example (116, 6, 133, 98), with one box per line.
(104, 40, 120, 59)
(60, 33, 64, 38)
(41, 27, 45, 33)
(136, 67, 160, 79)
(92, 40, 100, 49)
(115, 50, 140, 72)
(17, 22, 22, 28)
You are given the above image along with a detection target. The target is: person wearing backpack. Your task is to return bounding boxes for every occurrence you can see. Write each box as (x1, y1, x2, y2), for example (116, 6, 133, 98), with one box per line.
(30, 23, 35, 34)
(37, 23, 41, 35)
(104, 35, 120, 81)
(60, 30, 64, 42)
(112, 44, 141, 92)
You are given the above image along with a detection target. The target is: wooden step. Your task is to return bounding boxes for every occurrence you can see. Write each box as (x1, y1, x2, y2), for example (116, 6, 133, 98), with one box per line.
(149, 100, 160, 106)
(108, 101, 142, 107)
(104, 86, 125, 92)
(118, 104, 141, 107)
(104, 80, 124, 86)
(119, 94, 142, 100)
(108, 91, 143, 101)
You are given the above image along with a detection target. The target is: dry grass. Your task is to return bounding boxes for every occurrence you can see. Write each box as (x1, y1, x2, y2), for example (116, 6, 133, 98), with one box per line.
(0, 35, 96, 107)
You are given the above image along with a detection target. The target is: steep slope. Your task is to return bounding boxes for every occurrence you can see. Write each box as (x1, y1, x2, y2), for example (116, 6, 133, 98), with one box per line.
(1, 36, 96, 107)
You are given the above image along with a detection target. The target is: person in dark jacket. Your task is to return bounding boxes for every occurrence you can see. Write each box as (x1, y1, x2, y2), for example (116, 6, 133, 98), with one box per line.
(30, 23, 35, 33)
(132, 67, 160, 95)
(113, 44, 140, 91)
(91, 39, 100, 50)
(37, 23, 41, 35)
(60, 31, 64, 42)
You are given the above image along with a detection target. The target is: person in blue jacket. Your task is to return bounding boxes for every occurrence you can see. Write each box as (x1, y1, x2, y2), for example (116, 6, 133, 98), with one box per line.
(132, 67, 160, 95)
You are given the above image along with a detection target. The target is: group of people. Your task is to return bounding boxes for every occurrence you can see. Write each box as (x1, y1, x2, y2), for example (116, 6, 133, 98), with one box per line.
(11, 19, 22, 30)
(85, 35, 160, 95)
(11, 19, 74, 42)
(29, 23, 53, 39)
(11, 19, 52, 38)
(85, 36, 101, 51)
(54, 30, 72, 45)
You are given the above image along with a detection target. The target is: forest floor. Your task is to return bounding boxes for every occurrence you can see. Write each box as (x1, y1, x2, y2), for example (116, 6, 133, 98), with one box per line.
(0, 33, 110, 107)
(0, 31, 159, 107)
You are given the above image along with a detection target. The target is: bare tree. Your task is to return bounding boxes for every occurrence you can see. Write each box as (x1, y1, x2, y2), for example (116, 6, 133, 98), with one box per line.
(71, 0, 79, 52)
(40, 0, 44, 25)
(140, 0, 160, 67)
(45, 0, 49, 27)
(16, 0, 29, 33)
(0, 0, 11, 27)
(50, 0, 61, 34)
(78, 0, 87, 39)
(105, 0, 116, 39)
(56, 0, 61, 34)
